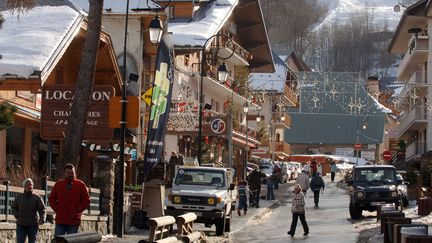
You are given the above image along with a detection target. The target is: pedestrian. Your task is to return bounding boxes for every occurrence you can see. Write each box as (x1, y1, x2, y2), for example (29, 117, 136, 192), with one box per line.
(296, 170, 310, 196)
(310, 172, 325, 207)
(247, 167, 266, 208)
(12, 178, 46, 243)
(303, 161, 311, 177)
(168, 151, 182, 184)
(273, 164, 282, 189)
(266, 172, 276, 200)
(330, 161, 337, 182)
(287, 184, 309, 237)
(317, 162, 323, 176)
(49, 163, 90, 236)
(310, 159, 318, 177)
(237, 180, 249, 216)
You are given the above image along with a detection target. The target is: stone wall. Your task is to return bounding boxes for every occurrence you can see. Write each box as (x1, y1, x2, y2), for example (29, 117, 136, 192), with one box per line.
(0, 215, 107, 243)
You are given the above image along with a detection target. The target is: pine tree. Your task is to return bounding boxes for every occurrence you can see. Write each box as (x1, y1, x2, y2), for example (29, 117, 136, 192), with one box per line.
(257, 120, 269, 144)
(0, 103, 17, 130)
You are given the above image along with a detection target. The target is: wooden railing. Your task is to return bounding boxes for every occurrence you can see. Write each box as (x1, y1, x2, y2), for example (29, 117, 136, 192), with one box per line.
(0, 179, 101, 221)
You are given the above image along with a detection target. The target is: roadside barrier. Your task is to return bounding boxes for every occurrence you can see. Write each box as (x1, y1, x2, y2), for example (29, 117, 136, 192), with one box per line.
(54, 232, 102, 243)
(148, 213, 202, 243)
(148, 216, 176, 242)
(176, 213, 197, 235)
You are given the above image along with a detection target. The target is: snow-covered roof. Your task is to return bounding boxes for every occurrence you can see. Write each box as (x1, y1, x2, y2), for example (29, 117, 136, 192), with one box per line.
(168, 0, 238, 47)
(0, 5, 81, 79)
(368, 94, 392, 113)
(249, 52, 287, 91)
(70, 0, 160, 14)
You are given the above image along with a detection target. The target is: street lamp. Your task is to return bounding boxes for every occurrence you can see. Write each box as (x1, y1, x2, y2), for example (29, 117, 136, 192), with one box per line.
(243, 102, 249, 180)
(114, 0, 169, 237)
(256, 113, 262, 122)
(197, 34, 235, 165)
(148, 16, 163, 44)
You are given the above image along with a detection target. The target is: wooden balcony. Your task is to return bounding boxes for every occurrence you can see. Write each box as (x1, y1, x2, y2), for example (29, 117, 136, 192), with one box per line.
(282, 85, 298, 107)
(273, 141, 291, 155)
(273, 114, 291, 129)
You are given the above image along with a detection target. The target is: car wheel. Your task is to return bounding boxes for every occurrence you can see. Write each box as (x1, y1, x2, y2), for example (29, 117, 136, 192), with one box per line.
(349, 202, 362, 219)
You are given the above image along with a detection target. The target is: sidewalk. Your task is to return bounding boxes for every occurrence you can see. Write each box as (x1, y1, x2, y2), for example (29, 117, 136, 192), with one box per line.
(101, 181, 294, 242)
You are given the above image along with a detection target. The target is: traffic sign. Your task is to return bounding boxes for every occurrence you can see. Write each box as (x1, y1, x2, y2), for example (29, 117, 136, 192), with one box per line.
(354, 143, 362, 149)
(383, 150, 392, 161)
(142, 88, 153, 106)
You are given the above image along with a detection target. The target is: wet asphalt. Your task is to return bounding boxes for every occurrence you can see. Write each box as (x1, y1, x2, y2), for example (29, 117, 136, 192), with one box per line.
(231, 176, 358, 243)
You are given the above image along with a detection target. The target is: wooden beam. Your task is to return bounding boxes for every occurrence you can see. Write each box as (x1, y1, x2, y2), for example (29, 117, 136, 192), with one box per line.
(245, 42, 266, 51)
(237, 23, 261, 31)
(237, 0, 256, 8)
(0, 79, 41, 92)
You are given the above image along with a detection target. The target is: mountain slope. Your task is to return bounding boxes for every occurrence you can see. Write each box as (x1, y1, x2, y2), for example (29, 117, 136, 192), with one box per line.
(316, 0, 403, 30)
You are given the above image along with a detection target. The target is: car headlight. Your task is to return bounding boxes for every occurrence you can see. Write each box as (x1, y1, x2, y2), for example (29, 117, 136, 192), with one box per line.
(208, 198, 216, 205)
(173, 196, 181, 204)
(356, 191, 364, 198)
(391, 191, 398, 197)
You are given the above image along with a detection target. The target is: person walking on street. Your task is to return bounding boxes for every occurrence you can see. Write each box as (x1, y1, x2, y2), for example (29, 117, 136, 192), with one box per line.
(247, 167, 266, 208)
(310, 160, 318, 177)
(287, 184, 309, 237)
(296, 170, 310, 196)
(49, 163, 90, 236)
(273, 165, 282, 189)
(310, 172, 325, 207)
(266, 172, 276, 200)
(237, 180, 249, 216)
(330, 161, 337, 182)
(12, 178, 46, 243)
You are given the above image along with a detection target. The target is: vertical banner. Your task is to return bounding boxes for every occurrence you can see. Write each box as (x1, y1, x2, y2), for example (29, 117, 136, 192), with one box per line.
(143, 34, 175, 178)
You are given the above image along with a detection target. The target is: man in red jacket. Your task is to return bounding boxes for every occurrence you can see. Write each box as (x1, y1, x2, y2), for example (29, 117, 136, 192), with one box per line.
(49, 163, 90, 236)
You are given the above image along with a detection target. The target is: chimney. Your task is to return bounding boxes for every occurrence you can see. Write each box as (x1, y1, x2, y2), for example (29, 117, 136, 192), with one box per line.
(367, 76, 380, 98)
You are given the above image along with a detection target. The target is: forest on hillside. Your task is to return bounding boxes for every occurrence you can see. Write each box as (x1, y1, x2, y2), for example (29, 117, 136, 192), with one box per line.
(259, 0, 399, 77)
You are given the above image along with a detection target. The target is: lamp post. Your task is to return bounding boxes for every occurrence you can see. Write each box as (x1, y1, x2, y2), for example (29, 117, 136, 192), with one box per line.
(113, 0, 167, 237)
(197, 34, 234, 165)
(243, 102, 249, 180)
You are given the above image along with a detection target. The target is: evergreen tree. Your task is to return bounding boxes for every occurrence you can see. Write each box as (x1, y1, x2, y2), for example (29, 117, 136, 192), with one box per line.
(0, 103, 17, 130)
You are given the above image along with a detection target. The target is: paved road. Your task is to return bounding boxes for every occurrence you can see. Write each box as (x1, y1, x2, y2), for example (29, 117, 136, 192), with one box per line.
(232, 176, 358, 242)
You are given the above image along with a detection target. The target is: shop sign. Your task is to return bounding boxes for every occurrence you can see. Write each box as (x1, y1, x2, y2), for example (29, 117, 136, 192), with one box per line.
(40, 85, 114, 140)
(166, 116, 228, 135)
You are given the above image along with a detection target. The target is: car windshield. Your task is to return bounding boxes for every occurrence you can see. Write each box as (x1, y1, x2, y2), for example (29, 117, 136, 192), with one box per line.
(354, 168, 396, 185)
(175, 169, 225, 187)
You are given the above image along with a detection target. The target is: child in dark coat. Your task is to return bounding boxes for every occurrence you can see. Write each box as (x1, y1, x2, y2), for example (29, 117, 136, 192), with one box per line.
(237, 180, 249, 216)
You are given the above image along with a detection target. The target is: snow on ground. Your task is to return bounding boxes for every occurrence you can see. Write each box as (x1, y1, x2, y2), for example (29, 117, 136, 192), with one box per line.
(354, 202, 432, 242)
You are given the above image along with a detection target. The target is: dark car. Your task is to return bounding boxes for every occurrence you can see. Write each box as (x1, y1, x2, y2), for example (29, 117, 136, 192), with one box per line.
(396, 172, 409, 207)
(347, 165, 402, 219)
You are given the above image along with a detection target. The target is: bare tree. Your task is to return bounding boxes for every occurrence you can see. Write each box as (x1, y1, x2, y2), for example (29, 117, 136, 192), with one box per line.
(61, 0, 103, 177)
(260, 0, 328, 57)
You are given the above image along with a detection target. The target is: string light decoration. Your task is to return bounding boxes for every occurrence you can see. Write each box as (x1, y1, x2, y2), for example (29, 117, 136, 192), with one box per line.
(293, 71, 381, 116)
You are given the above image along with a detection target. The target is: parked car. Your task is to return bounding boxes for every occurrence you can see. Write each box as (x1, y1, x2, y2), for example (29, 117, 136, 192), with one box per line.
(286, 162, 302, 180)
(396, 172, 409, 207)
(347, 165, 402, 219)
(259, 159, 274, 184)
